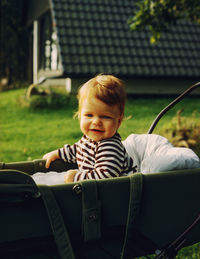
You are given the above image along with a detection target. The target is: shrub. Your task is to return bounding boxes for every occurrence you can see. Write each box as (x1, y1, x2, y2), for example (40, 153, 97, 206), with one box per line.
(161, 109, 200, 157)
(18, 85, 71, 109)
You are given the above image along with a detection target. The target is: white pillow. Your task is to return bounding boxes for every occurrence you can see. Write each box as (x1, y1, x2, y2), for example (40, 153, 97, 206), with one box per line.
(123, 134, 200, 173)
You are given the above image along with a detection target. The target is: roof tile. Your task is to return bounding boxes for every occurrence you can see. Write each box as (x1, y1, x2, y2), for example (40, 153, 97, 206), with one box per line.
(50, 0, 200, 78)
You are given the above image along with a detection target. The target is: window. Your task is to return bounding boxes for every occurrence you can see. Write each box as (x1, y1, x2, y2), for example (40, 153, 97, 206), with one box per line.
(39, 11, 61, 71)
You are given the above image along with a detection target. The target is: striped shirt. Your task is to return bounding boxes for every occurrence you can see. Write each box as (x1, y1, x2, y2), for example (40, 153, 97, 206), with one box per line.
(59, 133, 137, 182)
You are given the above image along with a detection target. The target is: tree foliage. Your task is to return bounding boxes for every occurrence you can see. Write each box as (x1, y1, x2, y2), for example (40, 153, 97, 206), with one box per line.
(0, 0, 29, 87)
(129, 0, 200, 43)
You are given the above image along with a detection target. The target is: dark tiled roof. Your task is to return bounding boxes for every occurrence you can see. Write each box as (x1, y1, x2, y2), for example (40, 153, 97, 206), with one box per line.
(50, 0, 200, 78)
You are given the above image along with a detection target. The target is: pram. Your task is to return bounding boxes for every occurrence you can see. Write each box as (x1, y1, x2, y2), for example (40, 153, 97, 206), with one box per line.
(0, 82, 200, 259)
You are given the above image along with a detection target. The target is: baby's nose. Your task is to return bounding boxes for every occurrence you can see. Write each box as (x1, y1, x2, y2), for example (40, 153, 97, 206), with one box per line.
(93, 116, 102, 125)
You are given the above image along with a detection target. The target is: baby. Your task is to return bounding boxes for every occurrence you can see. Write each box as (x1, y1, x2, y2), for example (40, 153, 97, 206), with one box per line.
(43, 74, 137, 183)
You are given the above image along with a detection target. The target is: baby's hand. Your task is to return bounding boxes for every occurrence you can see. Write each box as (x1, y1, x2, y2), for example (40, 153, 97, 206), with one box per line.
(64, 170, 77, 183)
(43, 150, 59, 168)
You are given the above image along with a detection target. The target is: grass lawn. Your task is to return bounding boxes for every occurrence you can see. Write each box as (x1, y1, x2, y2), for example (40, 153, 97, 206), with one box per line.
(0, 88, 200, 257)
(1, 88, 200, 163)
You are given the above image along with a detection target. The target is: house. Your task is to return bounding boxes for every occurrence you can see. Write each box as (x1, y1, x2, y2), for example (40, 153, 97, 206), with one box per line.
(24, 0, 200, 95)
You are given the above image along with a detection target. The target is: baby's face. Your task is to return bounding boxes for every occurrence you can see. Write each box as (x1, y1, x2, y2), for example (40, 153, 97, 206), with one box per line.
(80, 97, 122, 142)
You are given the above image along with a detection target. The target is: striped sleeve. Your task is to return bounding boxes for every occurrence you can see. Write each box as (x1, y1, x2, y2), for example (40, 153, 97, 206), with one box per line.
(58, 143, 77, 164)
(73, 138, 125, 182)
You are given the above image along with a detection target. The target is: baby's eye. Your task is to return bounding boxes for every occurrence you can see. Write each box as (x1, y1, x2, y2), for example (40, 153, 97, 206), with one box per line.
(85, 114, 93, 117)
(102, 115, 112, 119)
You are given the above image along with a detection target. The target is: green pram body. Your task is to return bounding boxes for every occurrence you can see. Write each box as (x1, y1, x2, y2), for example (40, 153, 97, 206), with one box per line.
(0, 159, 200, 259)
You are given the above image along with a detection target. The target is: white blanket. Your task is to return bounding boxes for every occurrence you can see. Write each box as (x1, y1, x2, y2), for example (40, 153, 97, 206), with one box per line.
(123, 134, 200, 173)
(32, 134, 200, 185)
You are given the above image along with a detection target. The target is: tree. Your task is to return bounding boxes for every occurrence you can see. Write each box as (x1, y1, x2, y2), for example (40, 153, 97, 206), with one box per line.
(0, 0, 30, 87)
(128, 0, 200, 43)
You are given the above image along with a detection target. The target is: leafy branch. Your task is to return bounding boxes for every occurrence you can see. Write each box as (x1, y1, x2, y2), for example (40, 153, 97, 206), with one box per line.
(128, 0, 200, 43)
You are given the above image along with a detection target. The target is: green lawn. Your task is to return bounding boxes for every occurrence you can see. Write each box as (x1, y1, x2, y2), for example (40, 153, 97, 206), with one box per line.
(0, 88, 200, 257)
(1, 88, 200, 162)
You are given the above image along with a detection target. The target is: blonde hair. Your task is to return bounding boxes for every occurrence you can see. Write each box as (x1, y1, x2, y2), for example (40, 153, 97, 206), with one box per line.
(77, 74, 126, 117)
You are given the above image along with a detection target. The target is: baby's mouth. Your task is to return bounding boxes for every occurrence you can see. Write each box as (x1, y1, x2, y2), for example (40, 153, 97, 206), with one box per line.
(90, 129, 104, 132)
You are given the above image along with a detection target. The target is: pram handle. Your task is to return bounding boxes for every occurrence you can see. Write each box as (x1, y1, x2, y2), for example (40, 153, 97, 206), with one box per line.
(0, 159, 77, 175)
(147, 81, 200, 134)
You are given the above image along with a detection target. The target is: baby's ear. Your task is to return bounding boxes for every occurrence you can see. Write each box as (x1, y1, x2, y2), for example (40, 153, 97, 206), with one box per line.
(118, 114, 123, 128)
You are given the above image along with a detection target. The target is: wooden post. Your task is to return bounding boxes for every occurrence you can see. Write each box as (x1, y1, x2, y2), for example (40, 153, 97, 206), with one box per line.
(66, 77, 71, 93)
(33, 20, 38, 84)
